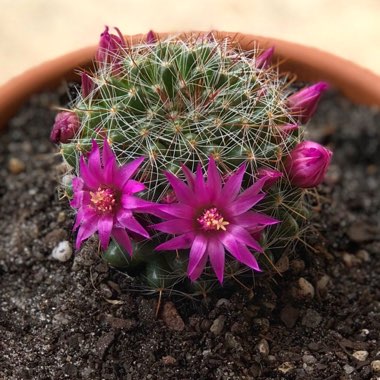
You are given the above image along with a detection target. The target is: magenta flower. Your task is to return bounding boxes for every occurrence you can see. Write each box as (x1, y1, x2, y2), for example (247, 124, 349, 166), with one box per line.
(256, 47, 274, 69)
(50, 111, 80, 144)
(287, 82, 329, 124)
(71, 139, 154, 253)
(285, 141, 333, 188)
(153, 159, 280, 283)
(96, 26, 126, 67)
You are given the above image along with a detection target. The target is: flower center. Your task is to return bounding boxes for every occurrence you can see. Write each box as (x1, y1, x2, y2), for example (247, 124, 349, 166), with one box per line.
(90, 187, 116, 213)
(197, 207, 229, 232)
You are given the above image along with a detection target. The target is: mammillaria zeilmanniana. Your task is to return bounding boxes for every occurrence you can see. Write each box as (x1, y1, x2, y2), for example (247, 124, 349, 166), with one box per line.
(52, 28, 332, 293)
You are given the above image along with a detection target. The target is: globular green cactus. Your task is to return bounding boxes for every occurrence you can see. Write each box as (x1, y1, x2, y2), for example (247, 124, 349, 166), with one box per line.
(53, 29, 331, 295)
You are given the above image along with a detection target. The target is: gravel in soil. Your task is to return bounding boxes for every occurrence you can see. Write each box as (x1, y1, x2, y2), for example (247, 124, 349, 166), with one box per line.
(0, 88, 379, 379)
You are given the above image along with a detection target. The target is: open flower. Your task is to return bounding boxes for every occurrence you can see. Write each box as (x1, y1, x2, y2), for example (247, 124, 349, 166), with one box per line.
(153, 159, 280, 283)
(71, 139, 154, 253)
(285, 140, 333, 188)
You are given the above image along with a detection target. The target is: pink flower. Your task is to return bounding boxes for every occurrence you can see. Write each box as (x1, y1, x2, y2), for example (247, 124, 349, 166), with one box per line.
(285, 141, 333, 188)
(287, 82, 329, 124)
(153, 159, 280, 283)
(96, 26, 126, 69)
(50, 111, 80, 144)
(71, 139, 154, 253)
(256, 47, 274, 69)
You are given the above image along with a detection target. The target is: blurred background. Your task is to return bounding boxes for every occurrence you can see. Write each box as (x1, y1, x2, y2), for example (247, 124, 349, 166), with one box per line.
(1, 0, 380, 85)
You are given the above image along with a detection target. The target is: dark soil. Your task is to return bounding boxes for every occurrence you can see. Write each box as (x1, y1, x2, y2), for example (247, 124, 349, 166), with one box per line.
(0, 87, 379, 380)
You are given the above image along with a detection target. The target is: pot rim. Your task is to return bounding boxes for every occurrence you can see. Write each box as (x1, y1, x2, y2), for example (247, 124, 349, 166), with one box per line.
(1, 30, 380, 129)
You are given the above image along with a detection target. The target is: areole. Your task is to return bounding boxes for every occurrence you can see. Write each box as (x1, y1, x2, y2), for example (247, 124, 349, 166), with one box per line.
(1, 30, 380, 130)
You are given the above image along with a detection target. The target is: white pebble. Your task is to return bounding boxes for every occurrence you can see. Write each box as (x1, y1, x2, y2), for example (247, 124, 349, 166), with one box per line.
(298, 278, 315, 298)
(371, 360, 380, 373)
(353, 350, 369, 362)
(52, 241, 73, 262)
(343, 364, 355, 374)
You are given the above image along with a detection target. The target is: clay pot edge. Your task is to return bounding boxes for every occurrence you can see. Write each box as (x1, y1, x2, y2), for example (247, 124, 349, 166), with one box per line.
(1, 30, 380, 130)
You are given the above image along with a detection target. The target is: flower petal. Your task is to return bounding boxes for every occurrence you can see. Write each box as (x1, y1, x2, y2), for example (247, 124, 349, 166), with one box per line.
(102, 139, 116, 167)
(207, 157, 222, 199)
(123, 179, 145, 194)
(98, 214, 114, 249)
(157, 203, 193, 219)
(88, 140, 102, 174)
(121, 195, 154, 211)
(188, 251, 208, 282)
(155, 233, 194, 251)
(112, 228, 133, 255)
(165, 171, 194, 204)
(221, 163, 246, 201)
(221, 234, 261, 271)
(226, 225, 263, 253)
(153, 219, 193, 234)
(229, 193, 265, 216)
(187, 235, 208, 280)
(73, 206, 97, 230)
(118, 156, 145, 187)
(117, 214, 149, 238)
(79, 156, 100, 189)
(236, 211, 279, 228)
(75, 214, 99, 250)
(208, 238, 225, 284)
(181, 164, 195, 189)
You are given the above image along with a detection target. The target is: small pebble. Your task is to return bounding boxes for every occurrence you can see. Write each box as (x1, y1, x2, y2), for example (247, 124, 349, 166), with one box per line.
(277, 362, 294, 374)
(8, 157, 26, 174)
(356, 249, 370, 262)
(257, 339, 270, 356)
(51, 241, 73, 262)
(57, 211, 66, 223)
(343, 364, 355, 375)
(280, 305, 299, 328)
(371, 360, 380, 373)
(316, 275, 330, 292)
(301, 309, 322, 329)
(210, 315, 226, 335)
(162, 355, 176, 365)
(342, 252, 360, 267)
(353, 350, 369, 362)
(297, 277, 315, 298)
(216, 298, 231, 308)
(161, 302, 185, 332)
(225, 333, 242, 351)
(302, 354, 317, 364)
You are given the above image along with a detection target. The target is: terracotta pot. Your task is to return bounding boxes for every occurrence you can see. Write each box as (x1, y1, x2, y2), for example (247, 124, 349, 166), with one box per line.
(1, 31, 380, 130)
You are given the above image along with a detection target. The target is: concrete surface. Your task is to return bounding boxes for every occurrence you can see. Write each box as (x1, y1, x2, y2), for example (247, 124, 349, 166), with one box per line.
(1, 0, 380, 85)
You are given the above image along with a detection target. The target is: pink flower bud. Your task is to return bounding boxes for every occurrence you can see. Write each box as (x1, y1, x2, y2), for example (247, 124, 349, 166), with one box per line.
(50, 112, 80, 144)
(256, 47, 274, 69)
(285, 141, 333, 188)
(80, 72, 94, 98)
(280, 123, 299, 135)
(146, 30, 157, 44)
(96, 26, 126, 66)
(287, 82, 329, 124)
(257, 168, 283, 188)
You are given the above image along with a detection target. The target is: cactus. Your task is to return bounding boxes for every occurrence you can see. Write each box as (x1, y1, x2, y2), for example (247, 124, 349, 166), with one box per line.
(53, 28, 331, 295)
